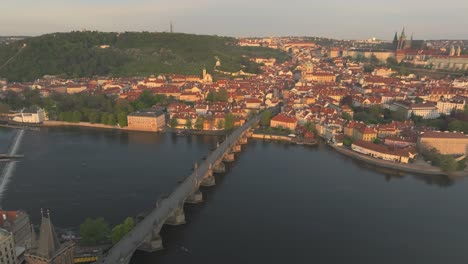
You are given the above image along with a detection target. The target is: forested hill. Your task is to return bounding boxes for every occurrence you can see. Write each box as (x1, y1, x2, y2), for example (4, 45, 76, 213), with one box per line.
(0, 31, 288, 82)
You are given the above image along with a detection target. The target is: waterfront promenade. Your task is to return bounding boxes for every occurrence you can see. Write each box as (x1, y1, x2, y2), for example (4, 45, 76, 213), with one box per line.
(329, 143, 467, 177)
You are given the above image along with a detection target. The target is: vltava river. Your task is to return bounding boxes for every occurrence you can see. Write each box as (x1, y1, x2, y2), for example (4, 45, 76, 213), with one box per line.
(1, 127, 466, 264)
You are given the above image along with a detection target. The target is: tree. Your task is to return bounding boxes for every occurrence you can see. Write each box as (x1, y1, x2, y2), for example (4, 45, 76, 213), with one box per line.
(88, 111, 100, 124)
(79, 217, 110, 246)
(216, 89, 228, 102)
(260, 110, 273, 127)
(440, 155, 458, 172)
(390, 109, 407, 122)
(0, 103, 10, 113)
(107, 113, 117, 126)
(414, 97, 424, 104)
(170, 117, 178, 129)
(99, 112, 108, 124)
(224, 113, 235, 131)
(304, 121, 315, 133)
(72, 111, 82, 123)
(343, 136, 353, 147)
(373, 138, 381, 144)
(340, 95, 353, 107)
(133, 90, 155, 110)
(370, 54, 380, 65)
(247, 110, 257, 120)
(386, 57, 398, 68)
(364, 65, 375, 73)
(399, 65, 409, 76)
(342, 112, 352, 121)
(206, 92, 215, 102)
(448, 120, 464, 132)
(111, 217, 134, 244)
(117, 112, 128, 127)
(115, 99, 134, 113)
(186, 117, 192, 130)
(216, 119, 225, 130)
(195, 116, 204, 130)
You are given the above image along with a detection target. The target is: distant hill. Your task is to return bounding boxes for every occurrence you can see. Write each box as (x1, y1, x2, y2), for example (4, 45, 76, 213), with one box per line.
(0, 31, 288, 82)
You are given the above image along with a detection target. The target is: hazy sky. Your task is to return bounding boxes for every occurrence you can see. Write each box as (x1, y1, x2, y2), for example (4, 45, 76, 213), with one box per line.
(2, 0, 467, 39)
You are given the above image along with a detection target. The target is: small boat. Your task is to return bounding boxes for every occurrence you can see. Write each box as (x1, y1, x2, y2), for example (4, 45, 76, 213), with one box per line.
(176, 130, 188, 136)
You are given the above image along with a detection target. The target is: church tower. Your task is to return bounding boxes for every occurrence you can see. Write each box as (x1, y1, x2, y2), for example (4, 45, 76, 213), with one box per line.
(202, 67, 213, 83)
(450, 45, 455, 56)
(407, 33, 413, 49)
(397, 28, 407, 50)
(24, 211, 74, 264)
(392, 32, 399, 50)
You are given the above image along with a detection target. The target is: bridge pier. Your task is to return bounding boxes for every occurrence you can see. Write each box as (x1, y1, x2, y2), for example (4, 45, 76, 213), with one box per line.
(223, 152, 235, 162)
(139, 229, 163, 252)
(165, 207, 186, 226)
(232, 144, 241, 153)
(246, 130, 254, 138)
(239, 136, 248, 145)
(115, 254, 133, 264)
(213, 162, 226, 174)
(186, 189, 203, 203)
(201, 173, 216, 187)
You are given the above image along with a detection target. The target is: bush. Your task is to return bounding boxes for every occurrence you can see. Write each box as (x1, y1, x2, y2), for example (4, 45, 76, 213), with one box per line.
(79, 218, 110, 246)
(111, 217, 135, 245)
(343, 136, 353, 147)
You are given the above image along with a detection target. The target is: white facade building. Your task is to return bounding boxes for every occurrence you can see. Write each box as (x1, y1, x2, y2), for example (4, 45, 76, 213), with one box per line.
(436, 99, 465, 115)
(12, 107, 46, 124)
(0, 228, 17, 264)
(392, 102, 440, 119)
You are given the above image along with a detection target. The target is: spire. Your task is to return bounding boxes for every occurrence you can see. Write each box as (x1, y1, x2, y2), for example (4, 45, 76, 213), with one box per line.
(393, 32, 399, 50)
(401, 27, 406, 38)
(450, 45, 455, 56)
(37, 211, 61, 259)
(28, 224, 37, 249)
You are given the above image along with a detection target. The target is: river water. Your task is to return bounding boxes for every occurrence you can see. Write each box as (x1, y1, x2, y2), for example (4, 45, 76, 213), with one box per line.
(1, 127, 467, 264)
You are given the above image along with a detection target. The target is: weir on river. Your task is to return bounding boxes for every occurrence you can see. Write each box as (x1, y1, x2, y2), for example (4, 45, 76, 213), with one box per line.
(0, 129, 25, 203)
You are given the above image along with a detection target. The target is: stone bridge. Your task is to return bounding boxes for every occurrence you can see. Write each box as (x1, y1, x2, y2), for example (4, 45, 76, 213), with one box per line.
(98, 109, 274, 264)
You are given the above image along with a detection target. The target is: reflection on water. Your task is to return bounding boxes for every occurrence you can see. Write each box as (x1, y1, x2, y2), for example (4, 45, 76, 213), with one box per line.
(0, 127, 466, 264)
(132, 140, 468, 264)
(0, 127, 221, 227)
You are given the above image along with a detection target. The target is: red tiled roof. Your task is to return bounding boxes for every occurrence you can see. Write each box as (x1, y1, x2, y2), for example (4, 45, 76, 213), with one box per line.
(420, 131, 468, 139)
(271, 113, 297, 124)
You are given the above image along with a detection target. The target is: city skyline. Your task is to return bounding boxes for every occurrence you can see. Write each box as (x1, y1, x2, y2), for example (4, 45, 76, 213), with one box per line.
(2, 0, 468, 40)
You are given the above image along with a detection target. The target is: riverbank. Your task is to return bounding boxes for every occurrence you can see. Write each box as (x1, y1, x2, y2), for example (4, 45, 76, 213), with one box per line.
(43, 121, 230, 135)
(251, 133, 292, 142)
(251, 132, 318, 146)
(168, 128, 226, 136)
(43, 120, 126, 130)
(329, 143, 467, 177)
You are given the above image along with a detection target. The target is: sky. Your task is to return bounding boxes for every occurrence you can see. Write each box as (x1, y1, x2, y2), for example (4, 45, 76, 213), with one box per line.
(1, 0, 467, 40)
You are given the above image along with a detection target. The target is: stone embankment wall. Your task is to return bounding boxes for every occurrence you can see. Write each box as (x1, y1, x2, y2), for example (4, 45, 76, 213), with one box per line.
(251, 133, 292, 142)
